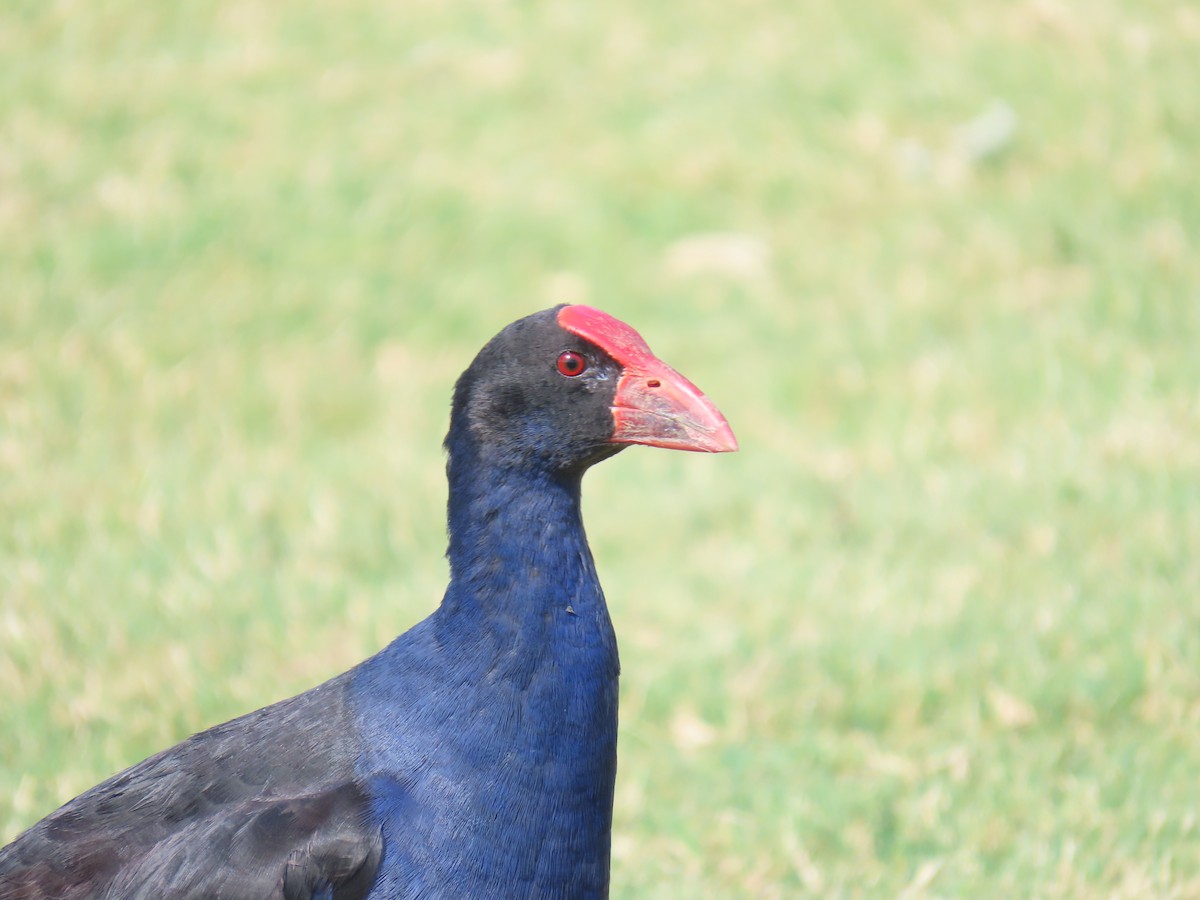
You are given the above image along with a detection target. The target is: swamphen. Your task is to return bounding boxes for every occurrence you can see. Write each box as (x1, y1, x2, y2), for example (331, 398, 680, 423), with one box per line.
(0, 305, 737, 899)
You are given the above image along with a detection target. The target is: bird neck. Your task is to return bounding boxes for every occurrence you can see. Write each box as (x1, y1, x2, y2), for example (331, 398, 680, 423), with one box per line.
(440, 433, 605, 628)
(354, 429, 620, 891)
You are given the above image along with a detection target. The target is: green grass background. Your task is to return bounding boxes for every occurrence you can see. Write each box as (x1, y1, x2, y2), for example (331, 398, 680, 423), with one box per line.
(3, 0, 1199, 895)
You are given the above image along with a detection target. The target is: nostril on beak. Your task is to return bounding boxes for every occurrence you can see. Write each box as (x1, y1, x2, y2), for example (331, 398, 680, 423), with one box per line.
(647, 379, 661, 388)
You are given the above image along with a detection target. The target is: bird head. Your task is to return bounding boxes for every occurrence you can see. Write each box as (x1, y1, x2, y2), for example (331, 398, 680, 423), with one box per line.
(448, 305, 738, 475)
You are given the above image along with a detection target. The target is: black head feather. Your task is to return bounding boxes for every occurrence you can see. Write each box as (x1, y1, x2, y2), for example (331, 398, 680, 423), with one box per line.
(447, 306, 626, 474)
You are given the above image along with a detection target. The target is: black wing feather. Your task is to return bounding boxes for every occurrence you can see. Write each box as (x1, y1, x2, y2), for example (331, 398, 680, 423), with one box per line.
(0, 674, 382, 899)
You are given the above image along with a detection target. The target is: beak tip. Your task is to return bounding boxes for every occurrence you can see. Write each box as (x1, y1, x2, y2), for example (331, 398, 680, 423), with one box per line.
(705, 422, 739, 453)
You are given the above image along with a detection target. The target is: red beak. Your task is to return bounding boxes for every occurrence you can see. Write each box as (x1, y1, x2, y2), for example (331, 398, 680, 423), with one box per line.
(610, 361, 739, 453)
(557, 304, 738, 454)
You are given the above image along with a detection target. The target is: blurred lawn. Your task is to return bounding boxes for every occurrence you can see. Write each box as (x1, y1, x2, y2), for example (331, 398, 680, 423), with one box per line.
(3, 0, 1199, 895)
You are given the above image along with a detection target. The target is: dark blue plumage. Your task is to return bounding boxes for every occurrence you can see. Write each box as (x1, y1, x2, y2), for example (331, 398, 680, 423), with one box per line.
(0, 305, 736, 899)
(355, 466, 618, 895)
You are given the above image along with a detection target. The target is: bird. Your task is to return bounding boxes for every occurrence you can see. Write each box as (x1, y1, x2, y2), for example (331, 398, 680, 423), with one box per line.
(0, 304, 737, 899)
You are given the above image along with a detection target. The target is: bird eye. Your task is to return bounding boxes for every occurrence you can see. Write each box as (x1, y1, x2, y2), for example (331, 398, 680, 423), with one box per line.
(556, 350, 587, 377)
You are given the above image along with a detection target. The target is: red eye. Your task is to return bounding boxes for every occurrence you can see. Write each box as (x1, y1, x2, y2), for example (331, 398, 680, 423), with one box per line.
(556, 350, 587, 377)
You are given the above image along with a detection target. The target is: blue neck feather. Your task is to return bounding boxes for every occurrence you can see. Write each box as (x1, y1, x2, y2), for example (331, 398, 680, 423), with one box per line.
(354, 423, 619, 895)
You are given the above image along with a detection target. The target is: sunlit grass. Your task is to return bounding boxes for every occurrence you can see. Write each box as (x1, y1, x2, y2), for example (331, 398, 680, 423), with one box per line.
(3, 0, 1199, 894)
